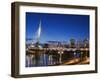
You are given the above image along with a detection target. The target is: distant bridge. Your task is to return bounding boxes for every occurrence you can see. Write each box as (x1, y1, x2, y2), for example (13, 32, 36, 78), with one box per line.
(26, 47, 89, 54)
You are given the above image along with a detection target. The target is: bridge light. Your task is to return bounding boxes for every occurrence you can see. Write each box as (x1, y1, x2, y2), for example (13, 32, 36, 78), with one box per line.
(61, 51, 63, 54)
(58, 51, 60, 54)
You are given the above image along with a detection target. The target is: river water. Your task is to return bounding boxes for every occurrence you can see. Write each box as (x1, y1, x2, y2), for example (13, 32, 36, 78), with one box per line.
(25, 51, 89, 67)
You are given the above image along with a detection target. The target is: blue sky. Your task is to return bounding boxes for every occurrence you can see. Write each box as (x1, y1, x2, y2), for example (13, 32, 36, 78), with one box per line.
(26, 12, 89, 43)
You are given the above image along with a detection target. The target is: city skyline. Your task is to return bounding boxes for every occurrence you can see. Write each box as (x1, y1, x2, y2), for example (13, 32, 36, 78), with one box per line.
(26, 12, 89, 44)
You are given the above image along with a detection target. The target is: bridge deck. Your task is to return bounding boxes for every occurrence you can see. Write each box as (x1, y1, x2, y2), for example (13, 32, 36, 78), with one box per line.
(26, 47, 89, 54)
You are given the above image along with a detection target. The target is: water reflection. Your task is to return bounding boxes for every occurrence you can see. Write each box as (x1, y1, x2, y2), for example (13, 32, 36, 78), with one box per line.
(26, 51, 89, 67)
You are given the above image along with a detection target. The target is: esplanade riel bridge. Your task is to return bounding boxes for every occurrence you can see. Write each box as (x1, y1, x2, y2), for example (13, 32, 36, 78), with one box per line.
(25, 21, 89, 67)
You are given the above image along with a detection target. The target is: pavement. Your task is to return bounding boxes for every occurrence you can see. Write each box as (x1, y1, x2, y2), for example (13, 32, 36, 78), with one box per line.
(62, 57, 90, 65)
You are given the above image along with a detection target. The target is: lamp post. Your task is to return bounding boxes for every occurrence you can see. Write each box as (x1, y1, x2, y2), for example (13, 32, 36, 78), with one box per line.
(58, 51, 63, 64)
(80, 51, 83, 63)
(74, 52, 76, 59)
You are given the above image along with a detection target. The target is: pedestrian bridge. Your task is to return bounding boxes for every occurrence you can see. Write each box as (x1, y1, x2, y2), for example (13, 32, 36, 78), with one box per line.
(26, 47, 89, 54)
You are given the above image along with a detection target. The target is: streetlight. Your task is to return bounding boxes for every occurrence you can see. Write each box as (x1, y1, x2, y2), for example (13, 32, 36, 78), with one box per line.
(58, 51, 63, 64)
(80, 52, 83, 63)
(74, 52, 76, 59)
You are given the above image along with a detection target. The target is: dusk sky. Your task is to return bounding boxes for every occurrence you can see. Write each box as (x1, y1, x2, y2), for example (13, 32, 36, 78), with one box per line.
(26, 12, 89, 43)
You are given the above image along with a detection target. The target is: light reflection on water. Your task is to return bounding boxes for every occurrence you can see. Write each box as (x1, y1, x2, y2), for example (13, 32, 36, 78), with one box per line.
(25, 51, 89, 67)
(26, 54, 49, 67)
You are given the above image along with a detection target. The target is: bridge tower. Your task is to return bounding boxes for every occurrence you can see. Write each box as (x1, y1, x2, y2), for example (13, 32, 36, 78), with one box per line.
(35, 20, 41, 48)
